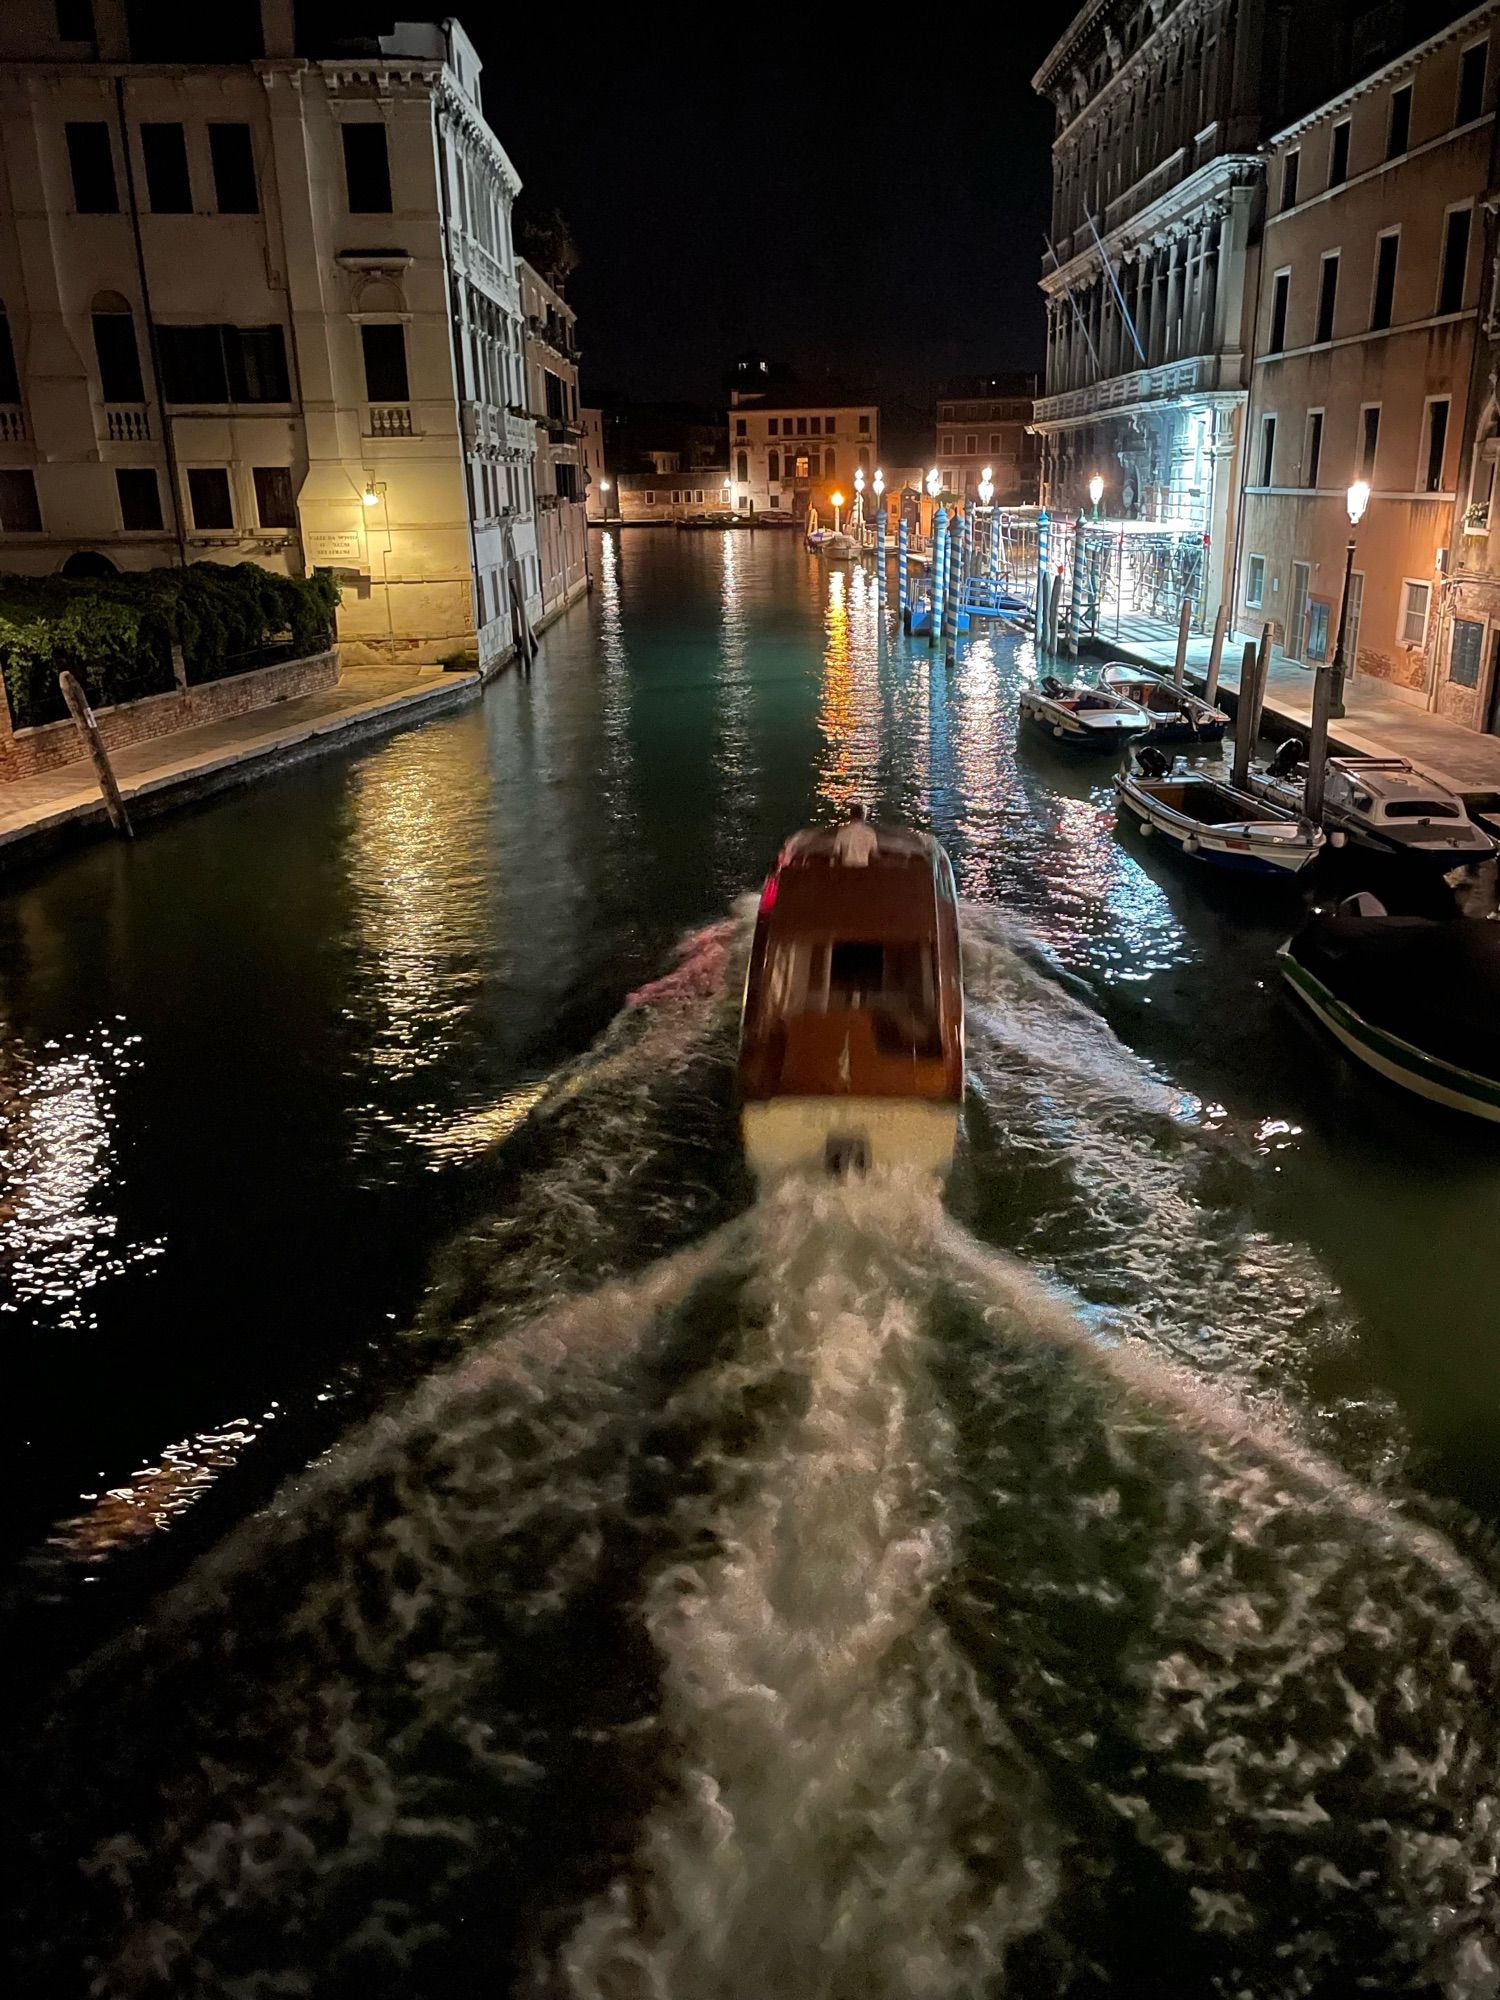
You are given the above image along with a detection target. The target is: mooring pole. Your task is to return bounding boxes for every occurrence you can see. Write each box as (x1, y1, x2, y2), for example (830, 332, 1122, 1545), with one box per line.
(1204, 599, 1228, 705)
(1230, 630, 1270, 792)
(930, 505, 948, 651)
(1068, 512, 1086, 657)
(876, 505, 886, 603)
(1035, 508, 1049, 640)
(59, 670, 132, 839)
(1305, 663, 1335, 824)
(943, 512, 962, 665)
(1172, 594, 1192, 688)
(898, 514, 911, 631)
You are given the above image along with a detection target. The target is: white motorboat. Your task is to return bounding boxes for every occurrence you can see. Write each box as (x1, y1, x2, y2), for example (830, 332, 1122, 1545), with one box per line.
(1252, 746, 1497, 867)
(1116, 749, 1325, 878)
(1097, 663, 1230, 744)
(1019, 674, 1152, 751)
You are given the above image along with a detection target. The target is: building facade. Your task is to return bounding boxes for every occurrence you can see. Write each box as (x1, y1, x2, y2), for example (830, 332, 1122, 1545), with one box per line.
(0, 1, 543, 667)
(1241, 4, 1498, 712)
(727, 388, 878, 519)
(1446, 185, 1500, 733)
(519, 257, 587, 615)
(580, 404, 608, 519)
(935, 377, 1040, 502)
(613, 470, 733, 522)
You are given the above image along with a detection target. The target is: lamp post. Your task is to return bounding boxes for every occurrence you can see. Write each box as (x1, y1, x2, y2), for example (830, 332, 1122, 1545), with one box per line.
(1088, 472, 1103, 521)
(977, 464, 994, 508)
(830, 489, 846, 534)
(598, 477, 611, 524)
(1329, 477, 1370, 718)
(853, 465, 866, 536)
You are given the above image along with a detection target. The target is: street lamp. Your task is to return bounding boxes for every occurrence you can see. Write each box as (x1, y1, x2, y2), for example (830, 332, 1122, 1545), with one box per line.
(830, 488, 846, 533)
(1330, 478, 1370, 717)
(925, 465, 941, 499)
(872, 467, 884, 503)
(1088, 472, 1103, 520)
(978, 465, 995, 507)
(853, 465, 865, 534)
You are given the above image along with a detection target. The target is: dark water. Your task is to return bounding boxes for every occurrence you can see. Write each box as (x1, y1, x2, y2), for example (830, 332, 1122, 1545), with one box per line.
(4, 531, 1500, 1994)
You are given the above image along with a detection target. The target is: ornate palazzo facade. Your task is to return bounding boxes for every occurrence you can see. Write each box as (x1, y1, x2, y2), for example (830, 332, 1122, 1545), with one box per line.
(1033, 0, 1262, 620)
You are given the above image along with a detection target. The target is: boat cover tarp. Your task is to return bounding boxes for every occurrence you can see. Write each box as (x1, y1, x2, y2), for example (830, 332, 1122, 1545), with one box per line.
(1288, 915, 1500, 1080)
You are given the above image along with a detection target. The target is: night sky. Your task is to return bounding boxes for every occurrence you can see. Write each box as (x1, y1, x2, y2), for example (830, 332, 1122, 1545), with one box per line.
(463, 16, 1061, 405)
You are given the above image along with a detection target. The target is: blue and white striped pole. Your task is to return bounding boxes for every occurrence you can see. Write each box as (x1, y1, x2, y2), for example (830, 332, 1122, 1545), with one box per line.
(1036, 508, 1049, 642)
(898, 514, 911, 631)
(1069, 511, 1087, 657)
(990, 507, 1002, 585)
(930, 504, 948, 650)
(876, 505, 886, 603)
(943, 511, 963, 665)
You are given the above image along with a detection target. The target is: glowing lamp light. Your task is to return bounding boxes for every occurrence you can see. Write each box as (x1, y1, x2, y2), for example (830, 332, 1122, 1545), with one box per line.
(830, 490, 845, 509)
(599, 478, 611, 492)
(1088, 473, 1104, 509)
(1346, 479, 1370, 525)
(873, 468, 885, 497)
(978, 465, 995, 506)
(362, 481, 380, 507)
(925, 466, 941, 498)
(854, 467, 865, 493)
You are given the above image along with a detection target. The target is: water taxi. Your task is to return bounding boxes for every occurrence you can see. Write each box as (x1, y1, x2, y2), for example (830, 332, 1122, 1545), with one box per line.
(737, 825, 964, 1177)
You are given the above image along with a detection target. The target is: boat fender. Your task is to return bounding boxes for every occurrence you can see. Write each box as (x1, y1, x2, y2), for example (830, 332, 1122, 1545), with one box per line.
(1139, 820, 1152, 837)
(1330, 829, 1347, 848)
(1183, 834, 1199, 854)
(1053, 724, 1065, 738)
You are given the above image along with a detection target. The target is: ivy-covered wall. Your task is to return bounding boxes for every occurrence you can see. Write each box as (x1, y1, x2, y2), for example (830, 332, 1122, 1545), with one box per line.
(0, 565, 339, 731)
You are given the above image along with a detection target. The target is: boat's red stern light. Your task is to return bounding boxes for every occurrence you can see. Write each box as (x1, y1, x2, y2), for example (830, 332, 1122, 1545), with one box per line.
(759, 872, 779, 914)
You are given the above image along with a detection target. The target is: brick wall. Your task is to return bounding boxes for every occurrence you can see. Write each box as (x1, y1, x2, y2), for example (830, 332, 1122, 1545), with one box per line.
(0, 650, 339, 783)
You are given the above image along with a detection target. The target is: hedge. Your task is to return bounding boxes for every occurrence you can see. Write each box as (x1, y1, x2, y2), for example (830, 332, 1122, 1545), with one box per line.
(0, 564, 339, 730)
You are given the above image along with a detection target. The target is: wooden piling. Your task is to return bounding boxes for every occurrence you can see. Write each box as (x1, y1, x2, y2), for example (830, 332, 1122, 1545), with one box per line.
(1305, 665, 1335, 824)
(1172, 595, 1191, 688)
(1204, 600, 1228, 705)
(59, 670, 132, 839)
(1230, 630, 1270, 791)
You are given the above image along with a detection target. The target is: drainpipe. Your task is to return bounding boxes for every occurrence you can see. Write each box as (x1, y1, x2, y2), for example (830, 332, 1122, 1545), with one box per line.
(432, 78, 486, 661)
(114, 77, 187, 566)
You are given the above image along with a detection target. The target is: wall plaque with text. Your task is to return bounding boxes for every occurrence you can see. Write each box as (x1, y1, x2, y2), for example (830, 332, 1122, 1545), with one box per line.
(306, 529, 364, 564)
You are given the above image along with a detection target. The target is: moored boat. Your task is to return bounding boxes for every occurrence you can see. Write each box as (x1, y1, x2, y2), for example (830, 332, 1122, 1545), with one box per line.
(1279, 894, 1500, 1122)
(908, 595, 971, 635)
(1098, 662, 1230, 743)
(1251, 745, 1497, 867)
(1115, 749, 1324, 876)
(1019, 674, 1152, 750)
(736, 824, 965, 1178)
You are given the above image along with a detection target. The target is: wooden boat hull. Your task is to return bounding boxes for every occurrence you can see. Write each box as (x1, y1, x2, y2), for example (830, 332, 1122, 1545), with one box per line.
(1279, 948, 1500, 1123)
(741, 1097, 961, 1177)
(1115, 775, 1322, 876)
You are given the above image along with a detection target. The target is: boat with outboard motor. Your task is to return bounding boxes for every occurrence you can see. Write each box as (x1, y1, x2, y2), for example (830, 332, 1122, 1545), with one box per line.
(1098, 663, 1230, 744)
(1279, 892, 1500, 1122)
(1115, 747, 1325, 877)
(737, 824, 964, 1177)
(1019, 674, 1152, 750)
(1250, 744, 1497, 868)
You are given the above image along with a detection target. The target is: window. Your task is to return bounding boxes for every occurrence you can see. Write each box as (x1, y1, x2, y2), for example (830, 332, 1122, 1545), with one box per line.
(92, 309, 144, 401)
(965, 433, 977, 452)
(735, 417, 746, 437)
(768, 448, 779, 482)
(1258, 413, 1276, 486)
(768, 417, 778, 435)
(1360, 404, 1381, 480)
(1329, 118, 1350, 186)
(1450, 616, 1484, 686)
(141, 123, 192, 212)
(795, 416, 807, 435)
(644, 491, 655, 505)
(360, 323, 408, 402)
(809, 417, 821, 434)
(252, 465, 295, 528)
(0, 313, 19, 403)
(1287, 561, 1311, 661)
(56, 1, 97, 37)
(989, 431, 1000, 450)
(1306, 599, 1331, 662)
(1268, 269, 1290, 352)
(940, 432, 953, 454)
(1399, 579, 1430, 647)
(1245, 553, 1265, 608)
(824, 448, 836, 476)
(1305, 408, 1324, 486)
(341, 123, 392, 213)
(209, 124, 258, 213)
(187, 466, 233, 530)
(857, 444, 869, 471)
(1315, 253, 1338, 343)
(736, 449, 748, 483)
(1421, 397, 1450, 493)
(156, 323, 290, 403)
(1439, 206, 1471, 315)
(1387, 83, 1412, 159)
(858, 414, 870, 433)
(1459, 41, 1487, 124)
(1371, 230, 1398, 329)
(0, 469, 42, 532)
(1281, 148, 1300, 210)
(66, 121, 117, 212)
(116, 467, 162, 531)
(794, 454, 809, 478)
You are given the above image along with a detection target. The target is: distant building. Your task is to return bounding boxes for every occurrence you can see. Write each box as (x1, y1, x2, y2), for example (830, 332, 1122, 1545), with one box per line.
(1241, 4, 1497, 719)
(613, 470, 732, 522)
(727, 387, 879, 519)
(0, 3, 544, 667)
(935, 376, 1040, 503)
(581, 406, 608, 519)
(519, 258, 588, 616)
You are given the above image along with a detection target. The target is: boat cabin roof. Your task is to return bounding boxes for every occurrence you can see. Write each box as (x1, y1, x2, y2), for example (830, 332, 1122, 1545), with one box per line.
(1328, 761, 1465, 818)
(767, 828, 947, 941)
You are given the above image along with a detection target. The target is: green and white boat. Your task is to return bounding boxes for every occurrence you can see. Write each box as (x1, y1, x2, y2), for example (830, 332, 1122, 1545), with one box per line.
(1278, 894, 1500, 1124)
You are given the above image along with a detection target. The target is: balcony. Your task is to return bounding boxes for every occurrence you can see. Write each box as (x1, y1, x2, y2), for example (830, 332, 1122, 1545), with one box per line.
(1034, 354, 1217, 429)
(366, 404, 414, 438)
(106, 403, 150, 443)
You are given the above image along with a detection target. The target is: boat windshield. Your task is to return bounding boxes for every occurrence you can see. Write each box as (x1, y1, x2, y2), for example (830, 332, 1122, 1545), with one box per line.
(1382, 799, 1461, 819)
(761, 936, 942, 1056)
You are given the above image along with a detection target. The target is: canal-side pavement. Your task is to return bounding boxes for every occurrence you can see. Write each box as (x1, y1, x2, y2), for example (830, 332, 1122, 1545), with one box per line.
(0, 661, 480, 871)
(1093, 614, 1500, 801)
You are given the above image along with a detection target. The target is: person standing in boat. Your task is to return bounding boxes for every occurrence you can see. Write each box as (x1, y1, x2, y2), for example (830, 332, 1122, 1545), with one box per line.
(833, 803, 879, 865)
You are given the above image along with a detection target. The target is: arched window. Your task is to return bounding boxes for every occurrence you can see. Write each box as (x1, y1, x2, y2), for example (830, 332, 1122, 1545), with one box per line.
(90, 290, 144, 403)
(824, 447, 836, 477)
(767, 448, 779, 482)
(736, 449, 747, 484)
(857, 445, 869, 472)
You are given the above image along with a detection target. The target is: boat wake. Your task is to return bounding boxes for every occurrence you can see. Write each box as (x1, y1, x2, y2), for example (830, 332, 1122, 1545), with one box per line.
(12, 902, 1497, 1997)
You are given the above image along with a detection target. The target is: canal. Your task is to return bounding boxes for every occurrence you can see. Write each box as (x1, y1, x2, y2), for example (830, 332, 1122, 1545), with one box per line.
(6, 529, 1500, 1994)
